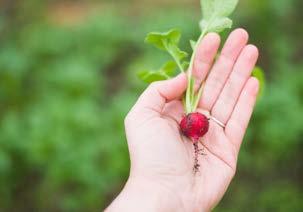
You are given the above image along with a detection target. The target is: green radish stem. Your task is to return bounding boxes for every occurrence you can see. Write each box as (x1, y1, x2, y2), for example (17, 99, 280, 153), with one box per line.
(185, 29, 207, 114)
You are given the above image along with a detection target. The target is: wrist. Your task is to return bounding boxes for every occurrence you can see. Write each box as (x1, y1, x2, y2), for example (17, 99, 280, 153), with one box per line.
(106, 175, 184, 212)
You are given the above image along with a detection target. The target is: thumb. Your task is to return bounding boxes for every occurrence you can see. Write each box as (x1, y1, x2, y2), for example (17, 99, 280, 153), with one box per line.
(132, 73, 187, 114)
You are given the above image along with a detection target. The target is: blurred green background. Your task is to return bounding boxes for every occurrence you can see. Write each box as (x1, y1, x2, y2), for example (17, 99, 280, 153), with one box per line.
(0, 0, 302, 211)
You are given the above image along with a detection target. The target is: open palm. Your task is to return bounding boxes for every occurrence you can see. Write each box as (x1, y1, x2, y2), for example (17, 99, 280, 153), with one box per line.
(123, 29, 259, 212)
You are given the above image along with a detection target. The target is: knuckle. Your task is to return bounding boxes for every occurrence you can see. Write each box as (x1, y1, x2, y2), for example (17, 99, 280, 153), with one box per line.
(232, 70, 246, 83)
(148, 81, 160, 90)
(226, 91, 236, 104)
(219, 54, 235, 67)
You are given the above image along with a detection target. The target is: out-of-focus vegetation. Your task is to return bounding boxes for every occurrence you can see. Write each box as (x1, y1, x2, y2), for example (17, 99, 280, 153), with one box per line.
(0, 0, 302, 211)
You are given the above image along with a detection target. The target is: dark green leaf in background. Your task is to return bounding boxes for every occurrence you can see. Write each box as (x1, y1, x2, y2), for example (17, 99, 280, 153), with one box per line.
(252, 66, 266, 98)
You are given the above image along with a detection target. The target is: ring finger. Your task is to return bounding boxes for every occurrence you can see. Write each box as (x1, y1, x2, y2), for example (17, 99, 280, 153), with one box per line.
(211, 44, 259, 124)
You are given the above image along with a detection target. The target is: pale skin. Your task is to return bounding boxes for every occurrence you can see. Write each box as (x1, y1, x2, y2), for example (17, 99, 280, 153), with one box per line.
(106, 29, 259, 212)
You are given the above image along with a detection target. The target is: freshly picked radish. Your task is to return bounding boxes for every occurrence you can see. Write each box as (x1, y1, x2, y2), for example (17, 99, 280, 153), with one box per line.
(180, 112, 209, 142)
(137, 0, 263, 171)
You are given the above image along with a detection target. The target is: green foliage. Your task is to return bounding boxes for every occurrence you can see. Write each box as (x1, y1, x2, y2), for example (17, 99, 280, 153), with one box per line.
(252, 66, 266, 97)
(145, 29, 181, 52)
(0, 11, 135, 211)
(201, 0, 238, 18)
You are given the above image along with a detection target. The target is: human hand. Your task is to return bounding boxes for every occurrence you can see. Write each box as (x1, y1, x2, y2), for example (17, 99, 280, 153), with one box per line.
(107, 29, 259, 212)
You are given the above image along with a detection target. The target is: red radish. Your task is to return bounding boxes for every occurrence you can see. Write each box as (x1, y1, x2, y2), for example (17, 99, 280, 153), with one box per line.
(180, 112, 209, 142)
(180, 112, 209, 173)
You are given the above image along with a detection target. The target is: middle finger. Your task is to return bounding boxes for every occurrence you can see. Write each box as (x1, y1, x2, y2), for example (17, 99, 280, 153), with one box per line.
(199, 28, 249, 110)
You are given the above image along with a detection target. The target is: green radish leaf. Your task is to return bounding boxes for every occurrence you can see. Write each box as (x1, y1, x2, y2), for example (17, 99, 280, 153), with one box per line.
(200, 17, 232, 33)
(201, 0, 214, 20)
(170, 45, 188, 62)
(201, 0, 238, 18)
(162, 61, 177, 76)
(137, 61, 177, 83)
(213, 0, 238, 17)
(252, 66, 265, 97)
(145, 29, 188, 72)
(137, 71, 169, 83)
(145, 29, 181, 50)
(200, 0, 238, 33)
